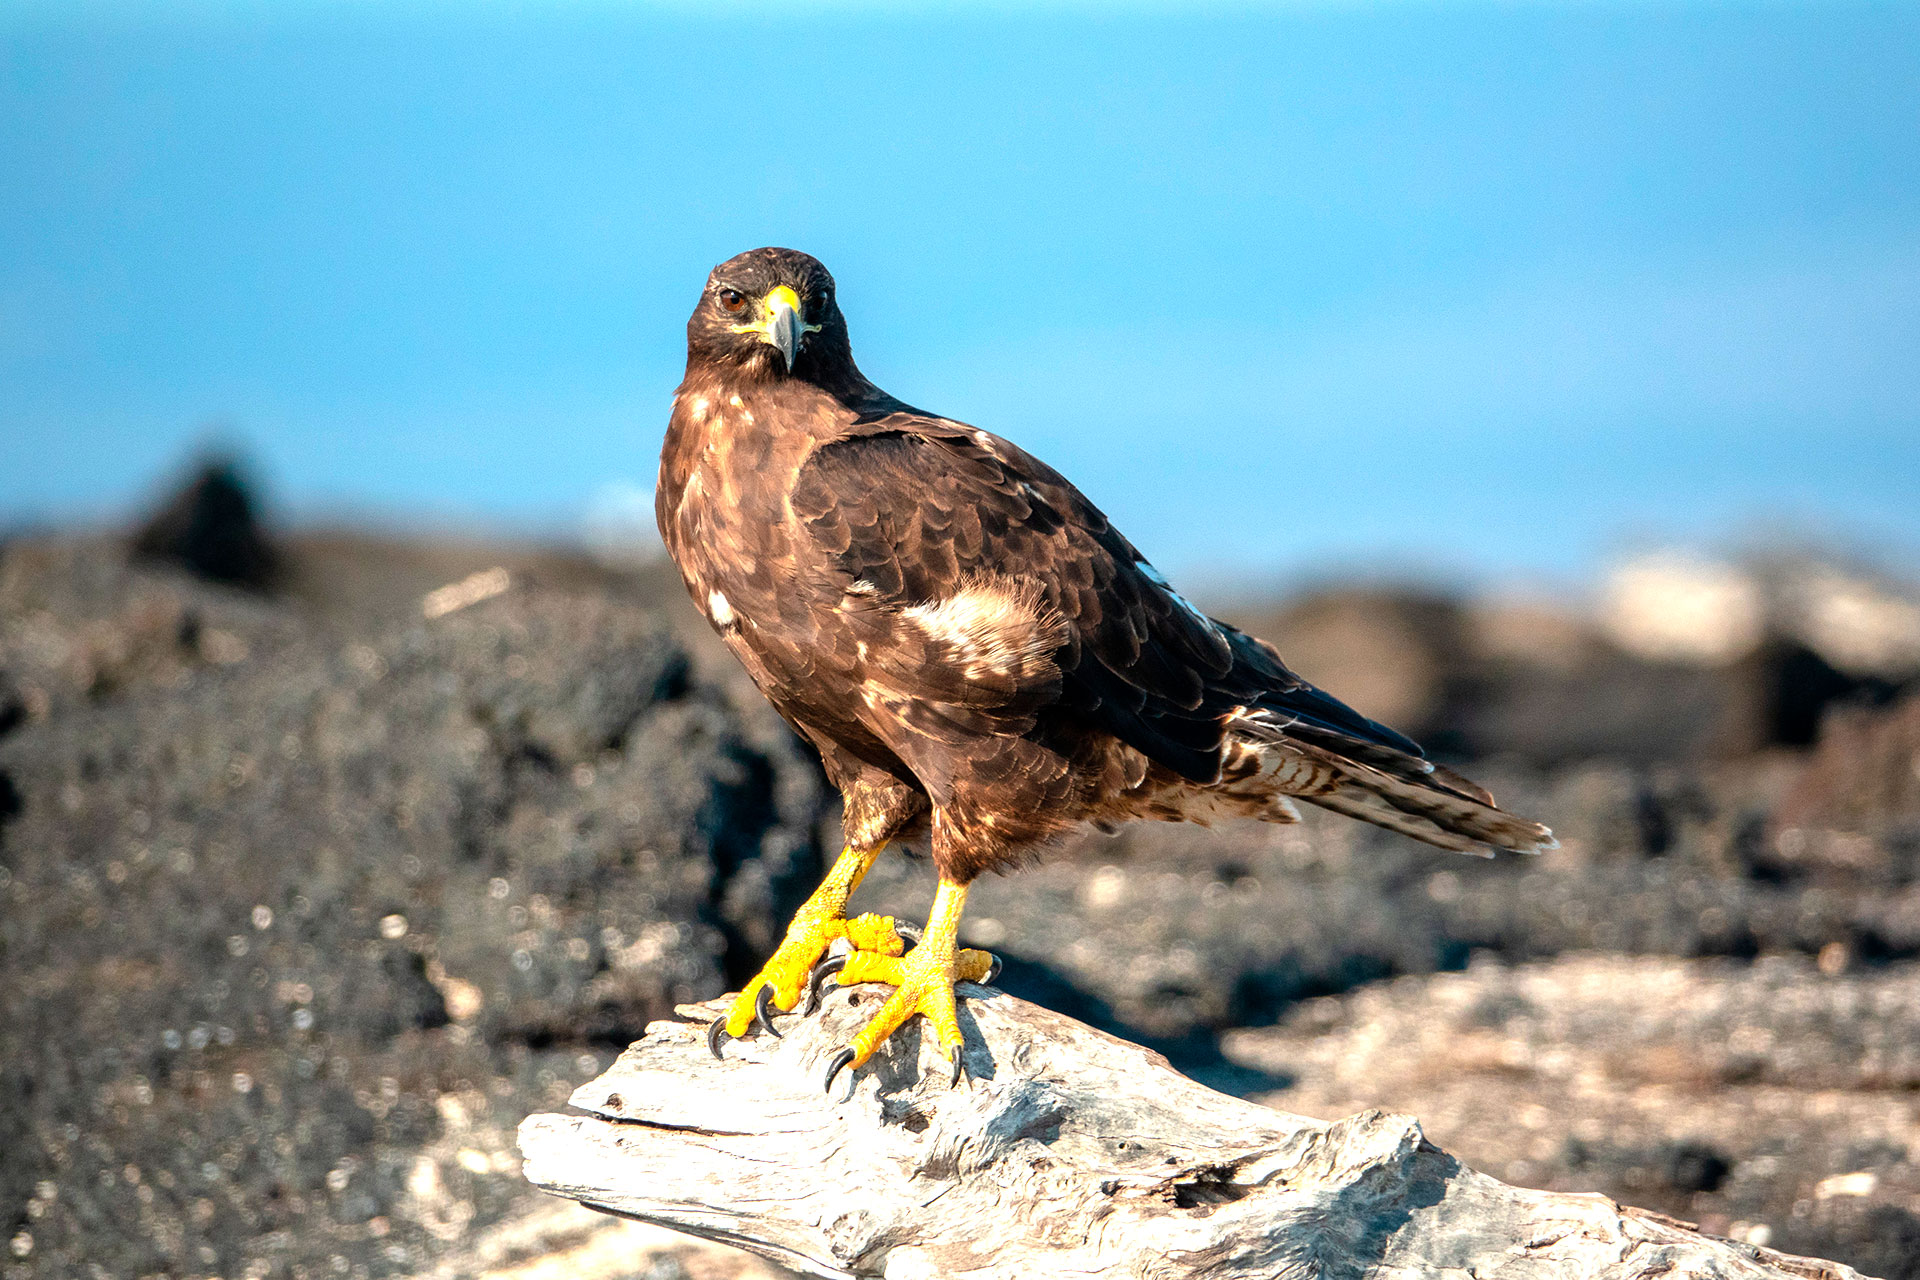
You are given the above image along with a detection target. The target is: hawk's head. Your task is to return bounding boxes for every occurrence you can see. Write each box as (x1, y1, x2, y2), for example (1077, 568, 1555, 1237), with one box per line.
(687, 247, 853, 385)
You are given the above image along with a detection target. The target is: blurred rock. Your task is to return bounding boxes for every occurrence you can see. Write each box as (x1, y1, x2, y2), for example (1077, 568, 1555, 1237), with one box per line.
(853, 750, 1920, 1084)
(415, 1201, 789, 1280)
(1223, 587, 1463, 740)
(1779, 690, 1920, 837)
(0, 537, 820, 1280)
(7, 503, 1920, 1278)
(1455, 626, 1749, 764)
(0, 671, 25, 740)
(1604, 550, 1920, 680)
(1223, 953, 1920, 1280)
(1223, 563, 1918, 765)
(1602, 552, 1769, 664)
(1223, 586, 1747, 763)
(131, 458, 284, 591)
(1601, 551, 1920, 752)
(1, 533, 306, 722)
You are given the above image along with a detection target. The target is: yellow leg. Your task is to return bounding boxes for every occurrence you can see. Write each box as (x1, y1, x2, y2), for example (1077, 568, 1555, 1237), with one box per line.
(822, 878, 998, 1093)
(709, 843, 906, 1055)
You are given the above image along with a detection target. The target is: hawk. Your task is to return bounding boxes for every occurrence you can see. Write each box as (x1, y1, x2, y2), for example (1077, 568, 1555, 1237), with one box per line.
(657, 247, 1554, 1093)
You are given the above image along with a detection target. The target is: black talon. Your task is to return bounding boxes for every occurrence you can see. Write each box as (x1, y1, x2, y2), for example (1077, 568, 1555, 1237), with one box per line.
(804, 954, 847, 1015)
(823, 1048, 856, 1096)
(894, 920, 923, 945)
(707, 1015, 730, 1060)
(948, 1045, 966, 1088)
(753, 983, 782, 1038)
(984, 955, 1002, 985)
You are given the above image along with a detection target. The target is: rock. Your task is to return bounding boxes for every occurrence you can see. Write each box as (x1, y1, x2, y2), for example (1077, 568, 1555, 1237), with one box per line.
(0, 544, 820, 1280)
(1456, 634, 1756, 765)
(0, 672, 25, 740)
(846, 754, 1920, 1068)
(1221, 587, 1464, 740)
(1219, 585, 1746, 764)
(130, 458, 284, 591)
(8, 515, 1920, 1278)
(1778, 691, 1920, 836)
(1224, 953, 1920, 1279)
(1, 533, 305, 722)
(1220, 575, 1918, 766)
(411, 1201, 791, 1280)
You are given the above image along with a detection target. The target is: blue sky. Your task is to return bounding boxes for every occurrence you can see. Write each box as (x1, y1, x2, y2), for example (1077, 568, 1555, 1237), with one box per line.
(3, 2, 1917, 588)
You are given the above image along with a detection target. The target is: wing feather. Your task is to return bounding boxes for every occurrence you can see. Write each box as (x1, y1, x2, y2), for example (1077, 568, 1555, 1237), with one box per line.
(791, 416, 1411, 784)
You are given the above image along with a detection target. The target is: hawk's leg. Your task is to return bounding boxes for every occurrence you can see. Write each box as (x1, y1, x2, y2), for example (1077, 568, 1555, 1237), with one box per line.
(708, 842, 907, 1055)
(821, 877, 998, 1093)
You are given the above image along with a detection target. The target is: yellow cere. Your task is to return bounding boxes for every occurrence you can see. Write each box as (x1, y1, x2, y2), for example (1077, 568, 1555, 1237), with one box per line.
(729, 284, 821, 337)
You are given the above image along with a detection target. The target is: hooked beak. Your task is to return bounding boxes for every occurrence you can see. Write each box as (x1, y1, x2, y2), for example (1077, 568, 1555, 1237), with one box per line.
(737, 284, 818, 371)
(766, 293, 805, 370)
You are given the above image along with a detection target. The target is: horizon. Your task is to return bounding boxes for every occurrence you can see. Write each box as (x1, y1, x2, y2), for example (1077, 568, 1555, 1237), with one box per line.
(4, 2, 1917, 590)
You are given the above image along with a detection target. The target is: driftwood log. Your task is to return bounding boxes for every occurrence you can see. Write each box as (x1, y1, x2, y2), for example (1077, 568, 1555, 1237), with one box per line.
(518, 983, 1869, 1279)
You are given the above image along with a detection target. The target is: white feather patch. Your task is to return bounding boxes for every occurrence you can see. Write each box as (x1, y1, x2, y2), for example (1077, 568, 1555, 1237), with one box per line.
(902, 576, 1067, 680)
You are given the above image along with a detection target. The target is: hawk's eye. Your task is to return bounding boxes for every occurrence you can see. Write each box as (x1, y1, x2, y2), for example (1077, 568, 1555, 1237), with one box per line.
(718, 289, 747, 313)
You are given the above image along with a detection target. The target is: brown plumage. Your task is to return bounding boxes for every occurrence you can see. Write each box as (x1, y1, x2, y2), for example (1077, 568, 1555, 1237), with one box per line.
(658, 247, 1554, 888)
(666, 248, 1558, 1085)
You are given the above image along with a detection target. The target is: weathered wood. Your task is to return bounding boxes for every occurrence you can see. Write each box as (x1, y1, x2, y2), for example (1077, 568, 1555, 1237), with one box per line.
(518, 983, 1870, 1280)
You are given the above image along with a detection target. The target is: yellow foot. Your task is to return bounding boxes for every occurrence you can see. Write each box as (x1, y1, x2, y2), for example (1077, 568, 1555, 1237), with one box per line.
(707, 911, 907, 1058)
(820, 879, 998, 1093)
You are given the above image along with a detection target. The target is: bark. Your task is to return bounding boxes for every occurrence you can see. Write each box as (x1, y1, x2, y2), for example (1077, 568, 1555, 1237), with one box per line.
(519, 984, 1870, 1279)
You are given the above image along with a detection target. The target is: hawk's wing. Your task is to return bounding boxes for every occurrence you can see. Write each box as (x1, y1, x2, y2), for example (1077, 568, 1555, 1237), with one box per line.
(789, 415, 1418, 781)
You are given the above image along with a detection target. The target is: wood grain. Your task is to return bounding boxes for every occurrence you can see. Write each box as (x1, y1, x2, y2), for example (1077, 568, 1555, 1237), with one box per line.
(520, 984, 1869, 1280)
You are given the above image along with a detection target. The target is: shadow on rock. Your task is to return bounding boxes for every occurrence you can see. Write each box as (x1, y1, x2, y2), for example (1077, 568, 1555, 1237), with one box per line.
(992, 951, 1295, 1096)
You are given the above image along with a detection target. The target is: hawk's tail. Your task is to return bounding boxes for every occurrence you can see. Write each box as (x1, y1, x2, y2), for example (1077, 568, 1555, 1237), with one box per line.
(1235, 715, 1556, 857)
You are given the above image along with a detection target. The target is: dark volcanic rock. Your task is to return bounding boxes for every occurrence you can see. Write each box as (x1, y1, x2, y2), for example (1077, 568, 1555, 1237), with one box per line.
(1221, 588, 1466, 743)
(1219, 587, 1754, 764)
(2, 533, 307, 724)
(130, 458, 284, 591)
(1221, 585, 1917, 767)
(0, 672, 25, 741)
(0, 542, 819, 1280)
(7, 522, 1918, 1277)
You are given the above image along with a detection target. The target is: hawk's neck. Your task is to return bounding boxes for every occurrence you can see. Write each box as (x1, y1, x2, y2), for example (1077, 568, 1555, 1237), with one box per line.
(657, 366, 891, 560)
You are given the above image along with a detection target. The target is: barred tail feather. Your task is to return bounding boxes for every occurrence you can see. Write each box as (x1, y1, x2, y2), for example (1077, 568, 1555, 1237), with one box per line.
(1223, 706, 1555, 856)
(1292, 741, 1556, 857)
(1303, 785, 1503, 857)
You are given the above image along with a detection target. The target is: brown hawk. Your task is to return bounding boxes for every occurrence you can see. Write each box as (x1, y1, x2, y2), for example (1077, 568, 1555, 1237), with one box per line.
(656, 247, 1554, 1093)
